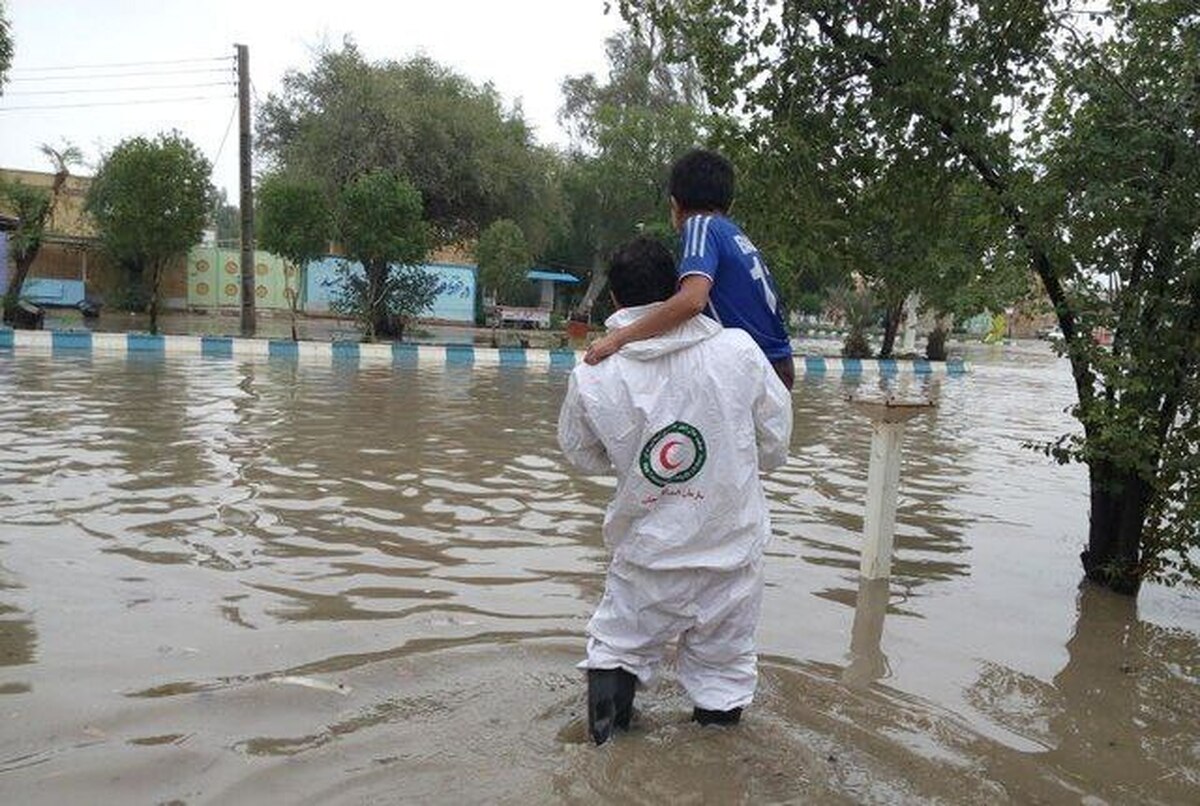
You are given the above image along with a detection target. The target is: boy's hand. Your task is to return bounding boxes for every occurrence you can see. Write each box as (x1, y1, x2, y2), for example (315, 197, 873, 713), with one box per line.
(584, 329, 624, 364)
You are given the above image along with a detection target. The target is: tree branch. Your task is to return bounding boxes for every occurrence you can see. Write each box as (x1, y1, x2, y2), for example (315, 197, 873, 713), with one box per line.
(812, 9, 1098, 408)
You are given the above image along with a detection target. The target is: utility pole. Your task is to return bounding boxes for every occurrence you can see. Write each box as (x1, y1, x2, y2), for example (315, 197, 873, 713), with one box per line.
(236, 43, 255, 337)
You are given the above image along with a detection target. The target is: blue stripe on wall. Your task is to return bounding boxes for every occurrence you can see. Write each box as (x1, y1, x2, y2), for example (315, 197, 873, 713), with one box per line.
(127, 333, 164, 352)
(549, 349, 576, 368)
(878, 358, 898, 376)
(804, 356, 826, 374)
(269, 340, 299, 359)
(842, 358, 863, 375)
(332, 341, 360, 362)
(445, 344, 474, 365)
(498, 346, 526, 366)
(393, 342, 418, 365)
(52, 330, 92, 352)
(0, 327, 13, 349)
(913, 359, 933, 375)
(947, 358, 967, 375)
(201, 336, 234, 358)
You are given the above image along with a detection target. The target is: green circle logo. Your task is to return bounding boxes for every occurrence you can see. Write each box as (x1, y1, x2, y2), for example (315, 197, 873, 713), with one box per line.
(639, 421, 707, 488)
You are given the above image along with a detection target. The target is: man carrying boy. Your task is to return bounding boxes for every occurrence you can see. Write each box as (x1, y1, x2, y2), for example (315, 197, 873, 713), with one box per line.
(585, 148, 795, 389)
(558, 237, 793, 745)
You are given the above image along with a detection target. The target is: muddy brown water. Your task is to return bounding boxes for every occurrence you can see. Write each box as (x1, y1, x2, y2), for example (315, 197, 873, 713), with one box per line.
(0, 344, 1196, 804)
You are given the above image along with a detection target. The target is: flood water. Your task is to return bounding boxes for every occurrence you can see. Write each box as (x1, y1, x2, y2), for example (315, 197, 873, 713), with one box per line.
(0, 344, 1196, 804)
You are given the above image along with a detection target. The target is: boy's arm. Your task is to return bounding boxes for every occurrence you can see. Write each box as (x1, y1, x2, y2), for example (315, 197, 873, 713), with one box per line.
(753, 352, 793, 472)
(557, 372, 612, 474)
(583, 275, 712, 365)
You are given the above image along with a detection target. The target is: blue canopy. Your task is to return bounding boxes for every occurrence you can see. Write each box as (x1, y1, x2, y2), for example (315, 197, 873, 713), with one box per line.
(526, 269, 580, 284)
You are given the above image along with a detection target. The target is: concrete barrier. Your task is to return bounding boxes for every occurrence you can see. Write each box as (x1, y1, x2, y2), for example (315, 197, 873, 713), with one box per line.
(0, 328, 972, 376)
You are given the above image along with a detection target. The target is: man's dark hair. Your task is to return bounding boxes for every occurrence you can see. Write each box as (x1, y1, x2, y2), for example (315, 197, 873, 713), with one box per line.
(608, 237, 678, 307)
(669, 148, 734, 213)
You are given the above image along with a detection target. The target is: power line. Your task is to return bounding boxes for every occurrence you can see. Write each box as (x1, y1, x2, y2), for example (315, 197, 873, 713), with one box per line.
(0, 95, 237, 112)
(11, 55, 234, 73)
(8, 67, 235, 83)
(6, 82, 236, 96)
(212, 99, 239, 168)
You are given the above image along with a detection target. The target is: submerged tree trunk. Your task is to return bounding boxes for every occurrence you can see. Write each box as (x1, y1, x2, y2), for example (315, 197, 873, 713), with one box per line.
(1082, 462, 1150, 596)
(878, 299, 904, 359)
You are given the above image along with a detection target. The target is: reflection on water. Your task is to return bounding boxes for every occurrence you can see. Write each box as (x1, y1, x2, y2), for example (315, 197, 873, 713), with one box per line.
(841, 577, 892, 690)
(0, 347, 1196, 803)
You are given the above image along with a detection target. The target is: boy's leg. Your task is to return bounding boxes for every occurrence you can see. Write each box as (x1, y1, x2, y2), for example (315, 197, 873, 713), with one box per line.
(675, 559, 764, 720)
(770, 356, 796, 390)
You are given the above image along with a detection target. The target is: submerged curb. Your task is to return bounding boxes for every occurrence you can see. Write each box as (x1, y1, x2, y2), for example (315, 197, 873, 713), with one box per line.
(0, 328, 971, 376)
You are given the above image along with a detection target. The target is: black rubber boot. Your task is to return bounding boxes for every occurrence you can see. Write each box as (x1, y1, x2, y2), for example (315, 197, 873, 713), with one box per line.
(587, 668, 637, 745)
(693, 706, 742, 726)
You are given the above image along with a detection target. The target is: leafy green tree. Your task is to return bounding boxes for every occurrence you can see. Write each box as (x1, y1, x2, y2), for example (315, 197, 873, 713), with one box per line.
(0, 1, 11, 96)
(476, 219, 532, 306)
(618, 1, 1200, 593)
(329, 261, 440, 343)
(828, 285, 876, 359)
(257, 41, 558, 247)
(552, 29, 706, 319)
(87, 132, 213, 333)
(1, 181, 49, 322)
(211, 188, 240, 247)
(336, 169, 432, 341)
(257, 174, 331, 340)
(1, 143, 83, 322)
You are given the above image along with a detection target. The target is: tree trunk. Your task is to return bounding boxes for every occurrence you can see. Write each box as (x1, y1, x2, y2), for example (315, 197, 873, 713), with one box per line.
(878, 300, 903, 358)
(1081, 462, 1149, 596)
(148, 260, 163, 335)
(2, 252, 39, 324)
(365, 260, 389, 342)
(573, 252, 608, 322)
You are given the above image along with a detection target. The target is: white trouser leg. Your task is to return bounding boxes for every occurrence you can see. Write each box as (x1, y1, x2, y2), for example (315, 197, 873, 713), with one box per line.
(580, 559, 764, 711)
(676, 560, 763, 711)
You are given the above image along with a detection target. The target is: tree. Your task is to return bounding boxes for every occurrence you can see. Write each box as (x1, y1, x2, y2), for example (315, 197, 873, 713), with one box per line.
(256, 174, 331, 340)
(476, 219, 532, 306)
(87, 132, 213, 334)
(257, 41, 558, 247)
(846, 160, 1019, 357)
(618, 1, 1200, 593)
(828, 285, 876, 359)
(1, 143, 83, 323)
(0, 1, 12, 94)
(211, 188, 240, 247)
(552, 28, 707, 319)
(336, 169, 432, 341)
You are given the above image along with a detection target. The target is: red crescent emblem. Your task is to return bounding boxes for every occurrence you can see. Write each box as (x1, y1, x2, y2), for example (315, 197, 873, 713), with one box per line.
(658, 440, 684, 470)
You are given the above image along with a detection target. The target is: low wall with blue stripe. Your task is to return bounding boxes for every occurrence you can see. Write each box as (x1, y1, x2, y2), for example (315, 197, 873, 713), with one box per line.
(0, 328, 970, 376)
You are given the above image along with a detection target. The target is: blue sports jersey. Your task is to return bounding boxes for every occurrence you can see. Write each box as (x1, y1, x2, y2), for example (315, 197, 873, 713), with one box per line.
(677, 213, 792, 362)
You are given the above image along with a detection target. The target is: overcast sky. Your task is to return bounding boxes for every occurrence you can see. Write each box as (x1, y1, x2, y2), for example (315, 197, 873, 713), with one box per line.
(0, 0, 622, 195)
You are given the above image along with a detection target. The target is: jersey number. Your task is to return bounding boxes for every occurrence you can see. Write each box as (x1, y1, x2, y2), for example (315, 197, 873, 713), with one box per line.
(749, 256, 778, 314)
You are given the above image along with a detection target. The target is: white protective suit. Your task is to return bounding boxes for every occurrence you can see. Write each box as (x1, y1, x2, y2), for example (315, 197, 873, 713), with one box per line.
(557, 304, 793, 711)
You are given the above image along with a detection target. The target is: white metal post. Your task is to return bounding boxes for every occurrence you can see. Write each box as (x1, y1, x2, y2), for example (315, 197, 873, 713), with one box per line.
(850, 394, 932, 580)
